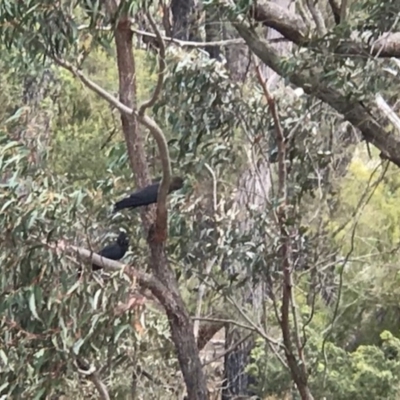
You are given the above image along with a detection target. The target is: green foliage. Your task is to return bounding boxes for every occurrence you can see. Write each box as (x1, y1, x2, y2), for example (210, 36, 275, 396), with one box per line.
(154, 49, 246, 175)
(3, 0, 400, 398)
(355, 0, 400, 35)
(0, 40, 179, 397)
(249, 330, 400, 400)
(319, 152, 400, 349)
(49, 47, 157, 185)
(0, 129, 130, 396)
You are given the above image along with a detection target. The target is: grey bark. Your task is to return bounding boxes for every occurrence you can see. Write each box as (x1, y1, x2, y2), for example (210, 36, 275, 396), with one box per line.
(171, 0, 198, 40)
(222, 154, 272, 397)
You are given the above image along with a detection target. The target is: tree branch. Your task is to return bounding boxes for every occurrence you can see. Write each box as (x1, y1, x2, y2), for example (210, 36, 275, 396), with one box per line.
(250, 0, 308, 44)
(232, 21, 400, 167)
(250, 0, 400, 58)
(89, 373, 111, 399)
(53, 56, 132, 115)
(77, 24, 247, 47)
(375, 93, 400, 132)
(328, 0, 341, 24)
(340, 0, 348, 23)
(76, 359, 110, 400)
(55, 53, 172, 240)
(47, 240, 169, 296)
(201, 332, 253, 367)
(139, 114, 171, 239)
(137, 12, 171, 241)
(305, 0, 326, 36)
(139, 12, 166, 114)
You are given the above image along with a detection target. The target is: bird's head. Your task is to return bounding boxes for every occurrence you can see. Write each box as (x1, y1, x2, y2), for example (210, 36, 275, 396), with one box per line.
(117, 231, 130, 248)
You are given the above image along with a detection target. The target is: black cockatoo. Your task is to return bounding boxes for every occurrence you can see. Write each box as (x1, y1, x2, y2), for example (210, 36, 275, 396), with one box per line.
(114, 176, 184, 212)
(91, 231, 130, 271)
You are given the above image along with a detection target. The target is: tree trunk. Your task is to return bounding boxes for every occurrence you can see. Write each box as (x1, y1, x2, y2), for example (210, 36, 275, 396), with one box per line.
(112, 10, 208, 400)
(221, 156, 272, 398)
(222, 327, 257, 399)
(150, 246, 209, 400)
(264, 0, 295, 88)
(205, 5, 222, 60)
(171, 0, 196, 40)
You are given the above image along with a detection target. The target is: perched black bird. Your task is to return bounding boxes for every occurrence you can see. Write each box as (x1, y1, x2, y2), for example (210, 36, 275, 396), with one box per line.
(92, 231, 130, 271)
(114, 176, 184, 212)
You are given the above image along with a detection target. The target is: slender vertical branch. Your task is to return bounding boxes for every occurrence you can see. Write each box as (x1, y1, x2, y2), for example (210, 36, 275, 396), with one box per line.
(137, 11, 171, 239)
(139, 12, 166, 115)
(193, 163, 218, 341)
(205, 163, 217, 213)
(328, 0, 341, 24)
(340, 0, 348, 23)
(113, 14, 153, 230)
(256, 65, 314, 400)
(305, 0, 326, 36)
(138, 114, 171, 238)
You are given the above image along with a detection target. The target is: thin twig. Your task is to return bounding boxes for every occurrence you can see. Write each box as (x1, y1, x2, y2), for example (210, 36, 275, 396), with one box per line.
(135, 13, 171, 237)
(194, 316, 277, 344)
(77, 24, 246, 47)
(205, 163, 217, 213)
(76, 359, 110, 400)
(214, 297, 290, 370)
(193, 164, 218, 340)
(227, 297, 282, 347)
(77, 24, 291, 47)
(100, 127, 117, 150)
(139, 12, 166, 115)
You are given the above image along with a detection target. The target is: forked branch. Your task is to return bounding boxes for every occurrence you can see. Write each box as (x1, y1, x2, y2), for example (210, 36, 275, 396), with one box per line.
(139, 12, 166, 115)
(137, 12, 171, 239)
(138, 114, 171, 238)
(54, 53, 172, 239)
(53, 56, 132, 114)
(45, 240, 173, 303)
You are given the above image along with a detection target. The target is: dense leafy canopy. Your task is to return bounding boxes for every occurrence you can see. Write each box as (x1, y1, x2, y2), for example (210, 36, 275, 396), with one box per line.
(1, 0, 400, 399)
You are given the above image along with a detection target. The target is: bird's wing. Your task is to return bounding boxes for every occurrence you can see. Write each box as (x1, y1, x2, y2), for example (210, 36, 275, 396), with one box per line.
(98, 244, 113, 257)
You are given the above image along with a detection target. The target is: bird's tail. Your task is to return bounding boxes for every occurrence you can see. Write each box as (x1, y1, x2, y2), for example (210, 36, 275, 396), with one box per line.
(114, 197, 136, 212)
